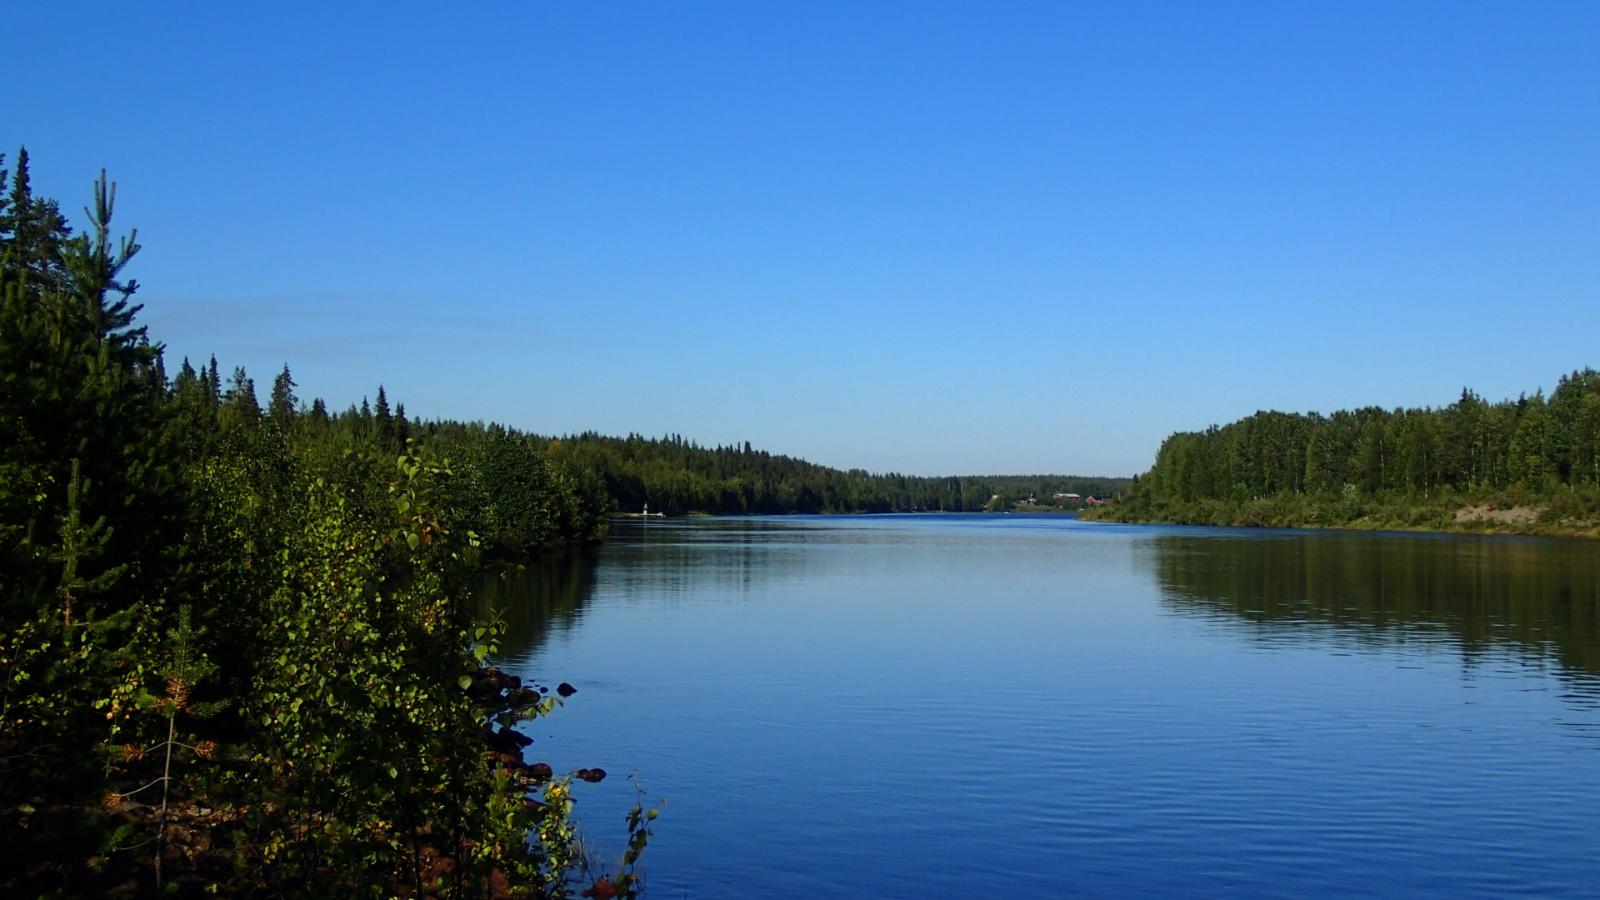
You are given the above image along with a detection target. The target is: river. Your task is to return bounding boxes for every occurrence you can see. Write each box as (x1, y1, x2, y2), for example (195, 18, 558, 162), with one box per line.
(479, 514, 1600, 897)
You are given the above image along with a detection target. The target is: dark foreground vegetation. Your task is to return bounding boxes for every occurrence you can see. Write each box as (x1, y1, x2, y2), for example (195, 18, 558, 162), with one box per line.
(0, 151, 652, 897)
(1089, 372, 1600, 536)
(0, 150, 1123, 895)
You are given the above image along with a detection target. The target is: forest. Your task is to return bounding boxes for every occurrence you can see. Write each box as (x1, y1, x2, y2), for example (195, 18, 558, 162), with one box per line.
(503, 431, 1127, 516)
(0, 152, 648, 897)
(0, 151, 1123, 895)
(1092, 373, 1600, 534)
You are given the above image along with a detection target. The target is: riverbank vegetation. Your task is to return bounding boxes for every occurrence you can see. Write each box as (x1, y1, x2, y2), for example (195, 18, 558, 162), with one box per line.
(0, 150, 1118, 893)
(541, 434, 1127, 516)
(0, 152, 649, 897)
(1088, 374, 1600, 537)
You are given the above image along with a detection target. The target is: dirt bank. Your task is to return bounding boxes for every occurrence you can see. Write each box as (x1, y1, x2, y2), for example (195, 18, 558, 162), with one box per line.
(1452, 504, 1542, 526)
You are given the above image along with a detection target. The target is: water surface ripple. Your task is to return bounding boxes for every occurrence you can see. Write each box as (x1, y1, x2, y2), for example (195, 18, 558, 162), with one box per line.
(482, 515, 1600, 897)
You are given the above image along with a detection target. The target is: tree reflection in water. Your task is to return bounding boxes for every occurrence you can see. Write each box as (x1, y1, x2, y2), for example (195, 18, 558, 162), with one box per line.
(475, 548, 600, 664)
(1148, 531, 1600, 704)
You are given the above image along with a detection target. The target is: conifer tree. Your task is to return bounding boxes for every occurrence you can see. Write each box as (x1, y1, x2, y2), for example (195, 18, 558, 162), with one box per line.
(375, 384, 394, 446)
(269, 364, 297, 425)
(223, 366, 260, 428)
(1, 154, 636, 893)
(170, 357, 213, 437)
(0, 163, 178, 874)
(206, 355, 221, 409)
(0, 147, 72, 290)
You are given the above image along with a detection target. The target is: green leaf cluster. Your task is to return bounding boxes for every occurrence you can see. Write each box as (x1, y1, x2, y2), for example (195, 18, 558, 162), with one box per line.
(0, 150, 638, 896)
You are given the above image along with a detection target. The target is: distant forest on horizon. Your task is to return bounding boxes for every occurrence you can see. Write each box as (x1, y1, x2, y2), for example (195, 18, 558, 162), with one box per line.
(1104, 367, 1600, 532)
(178, 373, 1134, 518)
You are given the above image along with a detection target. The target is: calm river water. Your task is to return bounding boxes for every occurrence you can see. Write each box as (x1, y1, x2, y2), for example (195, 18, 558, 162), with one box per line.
(478, 514, 1600, 897)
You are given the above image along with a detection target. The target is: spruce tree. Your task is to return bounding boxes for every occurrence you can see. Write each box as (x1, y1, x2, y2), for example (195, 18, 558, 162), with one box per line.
(206, 355, 222, 409)
(375, 384, 394, 446)
(0, 164, 178, 873)
(223, 366, 260, 427)
(0, 147, 72, 290)
(395, 402, 410, 445)
(269, 364, 297, 425)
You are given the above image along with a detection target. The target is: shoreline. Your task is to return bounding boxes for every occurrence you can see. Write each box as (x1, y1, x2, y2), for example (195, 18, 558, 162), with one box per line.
(1079, 507, 1600, 541)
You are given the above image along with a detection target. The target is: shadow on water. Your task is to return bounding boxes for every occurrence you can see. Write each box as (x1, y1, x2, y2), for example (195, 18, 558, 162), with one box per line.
(1147, 531, 1600, 697)
(589, 518, 825, 604)
(472, 519, 814, 666)
(474, 548, 600, 663)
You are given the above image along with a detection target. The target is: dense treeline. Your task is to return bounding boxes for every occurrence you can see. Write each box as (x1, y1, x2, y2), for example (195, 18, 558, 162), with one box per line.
(1099, 373, 1600, 533)
(1, 149, 1116, 893)
(516, 432, 1127, 516)
(0, 152, 647, 896)
(170, 377, 614, 557)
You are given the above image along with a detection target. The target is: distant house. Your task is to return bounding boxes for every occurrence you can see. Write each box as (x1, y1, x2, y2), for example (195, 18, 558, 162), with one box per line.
(1085, 495, 1110, 507)
(1053, 492, 1082, 507)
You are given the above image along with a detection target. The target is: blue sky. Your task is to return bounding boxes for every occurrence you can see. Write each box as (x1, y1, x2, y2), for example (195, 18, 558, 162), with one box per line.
(10, 3, 1599, 475)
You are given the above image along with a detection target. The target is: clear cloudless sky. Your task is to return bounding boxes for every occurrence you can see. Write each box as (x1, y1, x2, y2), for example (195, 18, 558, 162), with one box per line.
(9, 2, 1599, 476)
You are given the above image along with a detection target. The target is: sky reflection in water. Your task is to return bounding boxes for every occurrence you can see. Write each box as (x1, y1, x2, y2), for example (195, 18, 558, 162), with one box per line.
(480, 516, 1600, 898)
